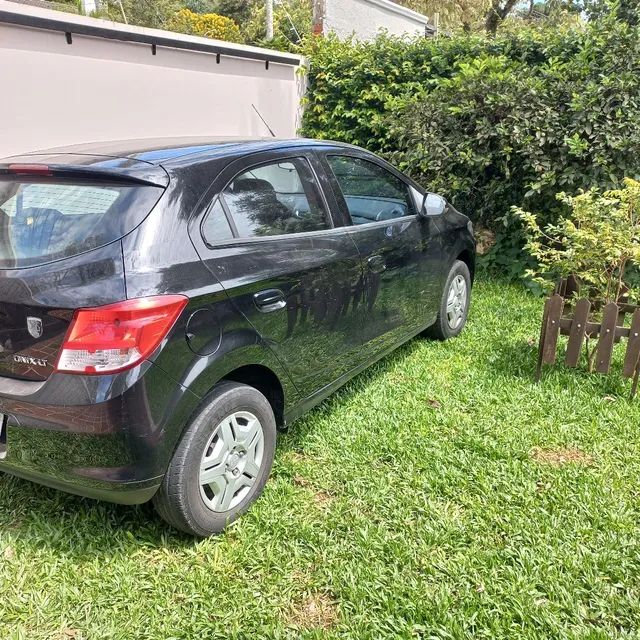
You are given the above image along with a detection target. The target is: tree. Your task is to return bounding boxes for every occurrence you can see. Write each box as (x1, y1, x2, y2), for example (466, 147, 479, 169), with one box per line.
(100, 0, 182, 29)
(521, 0, 583, 18)
(212, 0, 261, 25)
(584, 0, 639, 25)
(243, 0, 312, 49)
(166, 8, 243, 42)
(484, 0, 520, 34)
(183, 0, 219, 13)
(398, 0, 490, 32)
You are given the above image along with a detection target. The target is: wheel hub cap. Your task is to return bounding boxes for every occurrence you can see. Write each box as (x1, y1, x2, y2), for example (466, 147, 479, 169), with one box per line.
(446, 275, 467, 330)
(226, 452, 241, 471)
(199, 411, 265, 513)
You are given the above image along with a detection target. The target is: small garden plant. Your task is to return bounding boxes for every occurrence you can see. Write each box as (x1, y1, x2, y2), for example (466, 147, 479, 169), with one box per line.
(515, 178, 640, 306)
(514, 179, 640, 381)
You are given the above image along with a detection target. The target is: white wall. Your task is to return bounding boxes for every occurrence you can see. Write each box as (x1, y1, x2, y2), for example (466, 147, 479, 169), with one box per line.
(0, 1, 305, 158)
(323, 0, 431, 40)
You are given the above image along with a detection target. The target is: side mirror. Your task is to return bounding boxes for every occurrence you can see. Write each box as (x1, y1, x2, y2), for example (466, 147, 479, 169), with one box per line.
(421, 193, 446, 217)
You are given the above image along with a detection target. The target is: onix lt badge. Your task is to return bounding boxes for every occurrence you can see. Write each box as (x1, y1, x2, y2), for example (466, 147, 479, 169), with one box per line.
(14, 355, 48, 367)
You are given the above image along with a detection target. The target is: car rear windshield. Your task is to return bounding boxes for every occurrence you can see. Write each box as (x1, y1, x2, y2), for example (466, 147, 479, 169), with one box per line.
(0, 178, 164, 268)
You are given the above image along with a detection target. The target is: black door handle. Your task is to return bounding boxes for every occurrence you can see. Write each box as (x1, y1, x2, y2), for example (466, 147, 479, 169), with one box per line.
(367, 255, 386, 274)
(253, 289, 286, 313)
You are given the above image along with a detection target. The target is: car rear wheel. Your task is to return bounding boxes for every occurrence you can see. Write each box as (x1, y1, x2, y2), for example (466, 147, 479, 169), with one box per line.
(153, 381, 276, 537)
(427, 259, 471, 340)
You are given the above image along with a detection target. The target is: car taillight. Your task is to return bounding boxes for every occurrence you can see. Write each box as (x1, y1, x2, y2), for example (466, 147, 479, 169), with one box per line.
(56, 295, 188, 375)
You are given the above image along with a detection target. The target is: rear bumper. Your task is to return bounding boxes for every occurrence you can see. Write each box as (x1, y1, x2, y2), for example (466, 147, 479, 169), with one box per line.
(0, 360, 200, 504)
(0, 464, 161, 505)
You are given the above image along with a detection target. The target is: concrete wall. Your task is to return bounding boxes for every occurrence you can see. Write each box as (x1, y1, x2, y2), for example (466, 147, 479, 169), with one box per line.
(321, 0, 432, 41)
(0, 1, 305, 158)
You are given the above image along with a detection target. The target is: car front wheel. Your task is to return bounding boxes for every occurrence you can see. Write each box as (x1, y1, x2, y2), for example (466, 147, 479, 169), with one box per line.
(427, 259, 471, 340)
(153, 381, 276, 537)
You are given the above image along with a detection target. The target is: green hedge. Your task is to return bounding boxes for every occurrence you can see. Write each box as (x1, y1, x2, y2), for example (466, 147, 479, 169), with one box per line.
(300, 18, 640, 278)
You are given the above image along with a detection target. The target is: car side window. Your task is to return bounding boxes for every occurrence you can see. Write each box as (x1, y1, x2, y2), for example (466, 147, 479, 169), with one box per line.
(327, 155, 416, 226)
(201, 199, 235, 243)
(206, 157, 330, 242)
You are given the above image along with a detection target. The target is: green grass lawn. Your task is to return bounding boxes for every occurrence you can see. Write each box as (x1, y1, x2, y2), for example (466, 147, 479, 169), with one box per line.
(3, 277, 640, 639)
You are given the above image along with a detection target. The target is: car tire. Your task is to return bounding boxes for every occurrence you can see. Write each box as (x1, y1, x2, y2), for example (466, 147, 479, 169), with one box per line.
(153, 381, 276, 537)
(427, 259, 471, 340)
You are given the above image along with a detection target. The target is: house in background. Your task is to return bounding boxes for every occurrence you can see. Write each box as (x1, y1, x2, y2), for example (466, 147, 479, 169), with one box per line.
(312, 0, 436, 41)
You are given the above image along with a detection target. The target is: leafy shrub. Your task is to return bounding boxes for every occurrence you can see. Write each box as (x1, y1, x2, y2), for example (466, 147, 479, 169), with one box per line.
(167, 8, 242, 42)
(585, 0, 639, 25)
(301, 17, 640, 279)
(301, 32, 502, 151)
(515, 178, 640, 304)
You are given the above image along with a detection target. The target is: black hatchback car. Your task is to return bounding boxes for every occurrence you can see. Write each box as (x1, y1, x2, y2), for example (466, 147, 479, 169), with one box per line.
(0, 138, 474, 536)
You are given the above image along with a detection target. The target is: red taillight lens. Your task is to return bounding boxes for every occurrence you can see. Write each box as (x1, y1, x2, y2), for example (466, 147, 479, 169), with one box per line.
(56, 295, 188, 375)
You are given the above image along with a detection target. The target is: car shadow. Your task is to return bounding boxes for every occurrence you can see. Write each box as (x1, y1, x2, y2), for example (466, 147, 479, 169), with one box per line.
(0, 473, 195, 553)
(2, 329, 630, 552)
(275, 337, 424, 451)
(0, 336, 428, 551)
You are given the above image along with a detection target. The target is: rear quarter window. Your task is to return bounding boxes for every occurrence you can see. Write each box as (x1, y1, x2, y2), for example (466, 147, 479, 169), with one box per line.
(0, 179, 164, 269)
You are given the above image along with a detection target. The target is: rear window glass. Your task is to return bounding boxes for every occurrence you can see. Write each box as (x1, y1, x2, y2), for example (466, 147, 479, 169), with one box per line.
(0, 179, 164, 269)
(215, 158, 330, 241)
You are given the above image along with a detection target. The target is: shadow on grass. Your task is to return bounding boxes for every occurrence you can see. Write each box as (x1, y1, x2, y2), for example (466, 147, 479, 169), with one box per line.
(0, 338, 429, 553)
(479, 337, 540, 379)
(0, 473, 195, 553)
(482, 334, 637, 399)
(276, 336, 424, 452)
(1, 322, 635, 554)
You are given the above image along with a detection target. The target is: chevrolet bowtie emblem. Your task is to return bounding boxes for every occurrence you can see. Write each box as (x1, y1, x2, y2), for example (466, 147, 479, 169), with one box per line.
(27, 317, 43, 339)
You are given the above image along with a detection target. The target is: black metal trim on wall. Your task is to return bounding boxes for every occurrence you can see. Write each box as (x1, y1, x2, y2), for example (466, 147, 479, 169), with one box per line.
(0, 9, 302, 67)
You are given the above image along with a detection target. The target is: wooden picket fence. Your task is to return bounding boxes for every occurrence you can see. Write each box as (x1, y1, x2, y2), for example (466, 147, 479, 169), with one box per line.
(536, 278, 640, 397)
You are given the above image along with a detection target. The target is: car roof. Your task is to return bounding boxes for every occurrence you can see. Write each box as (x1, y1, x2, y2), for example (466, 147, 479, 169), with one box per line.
(12, 137, 361, 167)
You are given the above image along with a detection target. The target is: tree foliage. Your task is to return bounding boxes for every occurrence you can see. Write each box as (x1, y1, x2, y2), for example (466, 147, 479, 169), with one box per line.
(243, 0, 312, 50)
(484, 0, 520, 33)
(166, 8, 242, 41)
(209, 0, 260, 25)
(397, 0, 490, 32)
(101, 0, 182, 29)
(183, 0, 219, 14)
(585, 0, 640, 25)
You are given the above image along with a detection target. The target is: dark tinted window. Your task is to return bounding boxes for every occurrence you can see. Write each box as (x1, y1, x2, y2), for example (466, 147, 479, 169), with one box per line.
(220, 158, 329, 238)
(327, 156, 415, 225)
(0, 179, 164, 268)
(201, 199, 234, 244)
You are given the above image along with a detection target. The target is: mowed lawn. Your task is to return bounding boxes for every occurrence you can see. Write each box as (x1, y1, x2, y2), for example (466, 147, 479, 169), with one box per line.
(3, 277, 640, 639)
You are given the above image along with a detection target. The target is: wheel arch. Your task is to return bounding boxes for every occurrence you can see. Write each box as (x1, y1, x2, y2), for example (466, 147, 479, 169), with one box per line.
(456, 247, 476, 282)
(221, 364, 285, 428)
